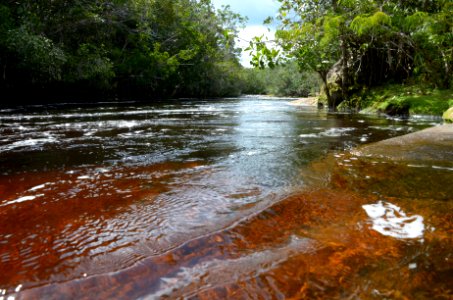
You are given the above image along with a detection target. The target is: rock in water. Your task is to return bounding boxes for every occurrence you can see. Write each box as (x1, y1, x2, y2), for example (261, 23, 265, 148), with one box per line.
(326, 60, 344, 109)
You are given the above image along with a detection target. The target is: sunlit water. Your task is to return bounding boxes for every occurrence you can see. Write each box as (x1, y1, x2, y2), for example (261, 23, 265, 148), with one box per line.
(0, 98, 451, 299)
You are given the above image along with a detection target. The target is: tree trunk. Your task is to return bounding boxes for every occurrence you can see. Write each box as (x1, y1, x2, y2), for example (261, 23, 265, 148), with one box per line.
(441, 50, 451, 88)
(340, 35, 348, 102)
(1, 56, 6, 82)
(318, 70, 336, 111)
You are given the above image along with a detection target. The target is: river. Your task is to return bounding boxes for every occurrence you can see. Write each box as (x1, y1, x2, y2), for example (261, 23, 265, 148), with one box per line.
(0, 97, 451, 299)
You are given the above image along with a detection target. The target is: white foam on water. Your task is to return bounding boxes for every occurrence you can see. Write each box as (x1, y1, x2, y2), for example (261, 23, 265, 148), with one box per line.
(362, 201, 425, 239)
(432, 165, 453, 171)
(319, 127, 356, 137)
(408, 164, 429, 168)
(0, 137, 57, 152)
(95, 168, 110, 174)
(10, 138, 55, 147)
(84, 130, 96, 136)
(246, 151, 259, 156)
(28, 185, 45, 192)
(299, 133, 319, 138)
(3, 194, 45, 206)
(115, 120, 140, 128)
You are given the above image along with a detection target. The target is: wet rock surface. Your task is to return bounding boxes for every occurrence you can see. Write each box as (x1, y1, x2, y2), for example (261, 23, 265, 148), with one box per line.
(356, 124, 453, 163)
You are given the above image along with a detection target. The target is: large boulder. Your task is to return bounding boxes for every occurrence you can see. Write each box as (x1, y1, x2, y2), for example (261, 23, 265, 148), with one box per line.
(326, 60, 344, 109)
(383, 101, 410, 118)
(443, 107, 453, 123)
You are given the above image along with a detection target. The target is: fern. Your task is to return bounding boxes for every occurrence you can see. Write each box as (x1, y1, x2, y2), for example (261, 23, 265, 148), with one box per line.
(404, 12, 430, 31)
(350, 11, 391, 36)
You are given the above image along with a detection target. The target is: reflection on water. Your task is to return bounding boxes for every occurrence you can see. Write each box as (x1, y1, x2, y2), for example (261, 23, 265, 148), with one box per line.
(0, 98, 450, 299)
(362, 201, 425, 239)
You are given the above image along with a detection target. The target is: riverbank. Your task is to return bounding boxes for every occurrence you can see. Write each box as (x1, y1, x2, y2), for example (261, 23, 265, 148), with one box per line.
(288, 97, 318, 106)
(357, 84, 453, 117)
(354, 124, 453, 162)
(288, 84, 453, 119)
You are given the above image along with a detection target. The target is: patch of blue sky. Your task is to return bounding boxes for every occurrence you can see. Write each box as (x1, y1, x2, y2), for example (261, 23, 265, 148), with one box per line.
(211, 0, 280, 67)
(211, 0, 280, 26)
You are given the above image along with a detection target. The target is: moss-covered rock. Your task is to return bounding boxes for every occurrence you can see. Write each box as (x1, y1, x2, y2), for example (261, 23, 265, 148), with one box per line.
(443, 107, 453, 123)
(359, 84, 453, 116)
(381, 98, 410, 117)
(326, 60, 344, 109)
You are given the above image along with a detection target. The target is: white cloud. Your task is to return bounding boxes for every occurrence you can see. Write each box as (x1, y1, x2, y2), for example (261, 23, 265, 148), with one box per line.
(211, 0, 280, 67)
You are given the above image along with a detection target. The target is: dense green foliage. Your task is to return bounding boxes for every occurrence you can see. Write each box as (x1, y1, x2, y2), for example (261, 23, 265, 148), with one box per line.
(353, 84, 453, 115)
(2, 0, 450, 107)
(241, 61, 321, 96)
(0, 0, 247, 101)
(250, 0, 453, 111)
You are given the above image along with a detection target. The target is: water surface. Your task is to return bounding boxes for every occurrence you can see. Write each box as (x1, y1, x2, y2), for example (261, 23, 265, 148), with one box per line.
(0, 97, 451, 299)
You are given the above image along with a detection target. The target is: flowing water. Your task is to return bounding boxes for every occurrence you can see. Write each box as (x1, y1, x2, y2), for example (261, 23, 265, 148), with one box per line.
(0, 97, 451, 299)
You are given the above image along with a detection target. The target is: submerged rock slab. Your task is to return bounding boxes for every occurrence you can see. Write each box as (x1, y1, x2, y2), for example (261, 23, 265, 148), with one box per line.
(353, 124, 453, 164)
(301, 124, 453, 201)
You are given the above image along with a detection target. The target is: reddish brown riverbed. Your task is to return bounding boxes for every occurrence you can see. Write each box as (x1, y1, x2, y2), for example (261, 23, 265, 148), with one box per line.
(0, 99, 451, 299)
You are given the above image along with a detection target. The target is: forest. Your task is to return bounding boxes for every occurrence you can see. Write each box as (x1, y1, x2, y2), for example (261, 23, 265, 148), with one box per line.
(0, 0, 250, 101)
(0, 0, 452, 113)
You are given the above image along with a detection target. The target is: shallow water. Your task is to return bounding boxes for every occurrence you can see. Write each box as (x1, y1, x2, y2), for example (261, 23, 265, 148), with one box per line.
(0, 98, 451, 299)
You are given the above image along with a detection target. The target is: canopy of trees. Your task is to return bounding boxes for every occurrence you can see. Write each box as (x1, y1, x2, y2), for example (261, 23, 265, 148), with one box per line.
(0, 0, 247, 102)
(251, 0, 452, 110)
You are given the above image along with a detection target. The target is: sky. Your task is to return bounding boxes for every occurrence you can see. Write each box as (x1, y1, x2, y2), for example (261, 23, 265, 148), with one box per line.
(211, 0, 280, 67)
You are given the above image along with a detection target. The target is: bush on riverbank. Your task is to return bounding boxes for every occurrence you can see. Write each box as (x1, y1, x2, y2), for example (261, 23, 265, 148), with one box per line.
(240, 62, 321, 97)
(355, 84, 453, 116)
(443, 107, 453, 123)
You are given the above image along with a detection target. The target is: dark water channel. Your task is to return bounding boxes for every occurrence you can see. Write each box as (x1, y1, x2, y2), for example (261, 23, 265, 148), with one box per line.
(0, 97, 451, 299)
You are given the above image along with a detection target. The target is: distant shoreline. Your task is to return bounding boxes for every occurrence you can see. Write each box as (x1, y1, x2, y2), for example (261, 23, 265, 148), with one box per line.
(288, 97, 318, 106)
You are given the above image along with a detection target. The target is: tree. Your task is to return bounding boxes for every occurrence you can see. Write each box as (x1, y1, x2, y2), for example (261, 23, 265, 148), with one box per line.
(0, 0, 247, 102)
(405, 1, 453, 88)
(248, 0, 452, 111)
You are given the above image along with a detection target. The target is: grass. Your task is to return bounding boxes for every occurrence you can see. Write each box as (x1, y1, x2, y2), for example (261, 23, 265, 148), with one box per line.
(359, 84, 453, 116)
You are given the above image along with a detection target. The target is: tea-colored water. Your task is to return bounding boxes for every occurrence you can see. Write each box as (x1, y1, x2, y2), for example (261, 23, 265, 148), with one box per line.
(0, 98, 450, 299)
